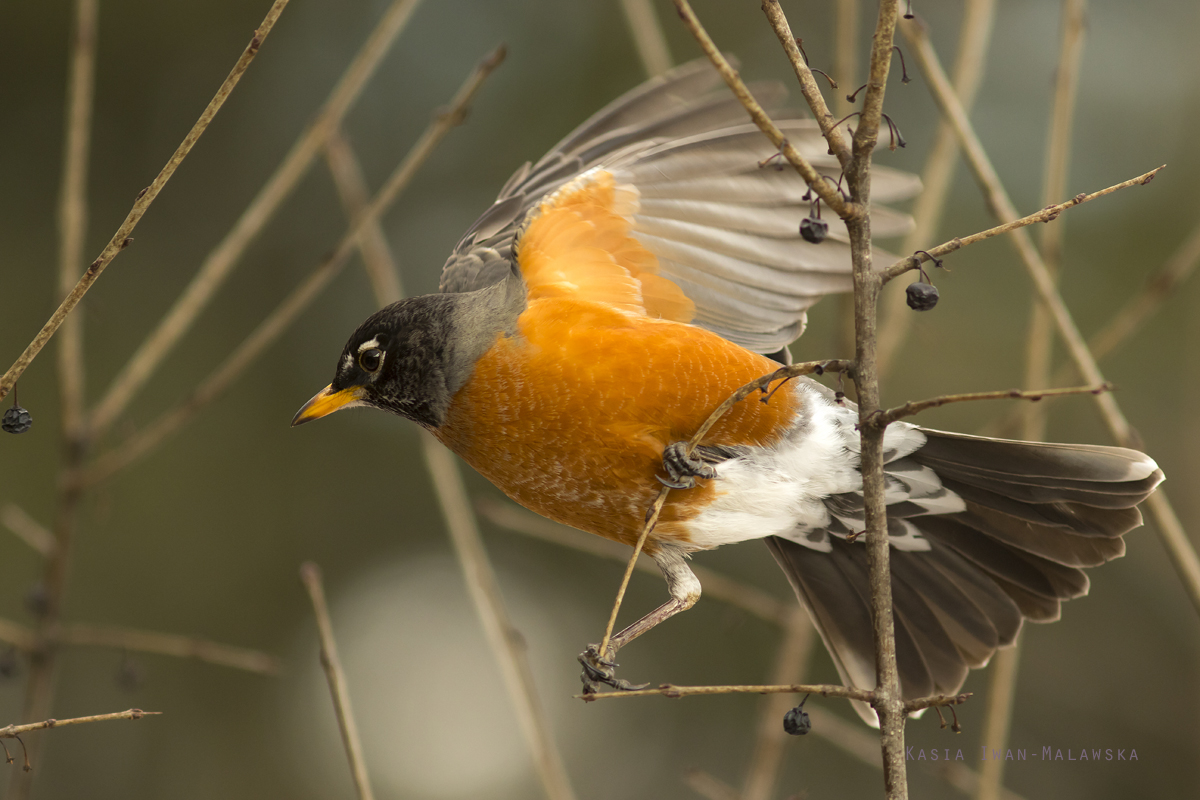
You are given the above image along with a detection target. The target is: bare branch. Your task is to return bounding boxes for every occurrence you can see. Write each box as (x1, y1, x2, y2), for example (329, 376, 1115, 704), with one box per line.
(873, 382, 1112, 427)
(81, 47, 506, 487)
(58, 623, 279, 675)
(684, 769, 739, 800)
(1, 505, 56, 558)
(879, 168, 1163, 284)
(0, 0, 292, 404)
(876, 0, 997, 376)
(1, 709, 159, 740)
(619, 0, 673, 77)
(300, 563, 375, 800)
(579, 682, 874, 703)
(671, 0, 856, 219)
(87, 0, 425, 439)
(761, 0, 852, 166)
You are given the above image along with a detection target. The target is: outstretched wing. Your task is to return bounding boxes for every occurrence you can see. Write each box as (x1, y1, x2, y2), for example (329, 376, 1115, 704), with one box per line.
(439, 58, 920, 354)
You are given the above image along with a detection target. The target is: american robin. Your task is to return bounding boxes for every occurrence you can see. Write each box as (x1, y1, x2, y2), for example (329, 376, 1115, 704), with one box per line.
(293, 60, 1164, 723)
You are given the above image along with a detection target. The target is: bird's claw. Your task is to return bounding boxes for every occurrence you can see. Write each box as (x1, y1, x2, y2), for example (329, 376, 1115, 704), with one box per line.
(578, 645, 649, 693)
(658, 442, 718, 490)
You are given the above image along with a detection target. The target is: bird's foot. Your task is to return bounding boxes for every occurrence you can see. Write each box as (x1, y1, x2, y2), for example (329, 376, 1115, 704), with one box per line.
(657, 442, 718, 490)
(578, 645, 649, 694)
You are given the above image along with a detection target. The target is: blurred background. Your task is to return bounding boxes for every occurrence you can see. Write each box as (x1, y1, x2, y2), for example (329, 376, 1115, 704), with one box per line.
(1, 1, 1198, 798)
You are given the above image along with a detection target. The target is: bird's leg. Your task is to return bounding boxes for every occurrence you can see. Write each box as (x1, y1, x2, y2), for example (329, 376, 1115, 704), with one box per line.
(657, 442, 718, 489)
(580, 546, 702, 693)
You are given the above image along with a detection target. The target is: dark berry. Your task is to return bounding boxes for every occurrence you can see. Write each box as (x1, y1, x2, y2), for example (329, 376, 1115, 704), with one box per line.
(783, 704, 811, 735)
(800, 216, 828, 244)
(906, 281, 939, 311)
(2, 404, 32, 434)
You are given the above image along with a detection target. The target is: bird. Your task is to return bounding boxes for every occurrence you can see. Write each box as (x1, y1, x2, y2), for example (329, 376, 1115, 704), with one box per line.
(292, 59, 1164, 724)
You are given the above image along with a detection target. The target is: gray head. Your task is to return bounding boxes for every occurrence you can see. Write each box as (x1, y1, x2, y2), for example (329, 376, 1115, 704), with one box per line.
(292, 276, 524, 430)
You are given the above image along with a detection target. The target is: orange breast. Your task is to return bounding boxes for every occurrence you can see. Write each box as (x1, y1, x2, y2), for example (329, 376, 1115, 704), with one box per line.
(433, 298, 801, 550)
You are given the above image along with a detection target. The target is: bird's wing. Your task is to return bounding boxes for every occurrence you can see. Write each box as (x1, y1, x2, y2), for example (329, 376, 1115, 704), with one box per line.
(439, 58, 920, 353)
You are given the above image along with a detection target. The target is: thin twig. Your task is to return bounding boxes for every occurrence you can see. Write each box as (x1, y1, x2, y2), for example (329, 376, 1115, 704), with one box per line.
(55, 0, 98, 440)
(620, 0, 673, 77)
(81, 48, 506, 487)
(1, 709, 159, 739)
(901, 19, 1200, 618)
(834, 0, 860, 118)
(876, 0, 997, 377)
(0, 618, 279, 675)
(87, 0, 425, 439)
(420, 436, 579, 800)
(875, 382, 1111, 427)
(0, 0, 292, 404)
(1, 505, 56, 558)
(595, 360, 852, 660)
(975, 639, 1022, 800)
(475, 498, 793, 625)
(580, 682, 874, 703)
(324, 128, 406, 306)
(740, 609, 814, 800)
(761, 0, 851, 166)
(300, 563, 375, 800)
(671, 0, 856, 219)
(878, 168, 1163, 284)
(684, 769, 740, 800)
(1022, 0, 1088, 441)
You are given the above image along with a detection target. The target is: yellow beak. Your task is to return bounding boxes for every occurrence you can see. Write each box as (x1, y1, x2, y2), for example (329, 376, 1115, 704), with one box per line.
(291, 385, 366, 426)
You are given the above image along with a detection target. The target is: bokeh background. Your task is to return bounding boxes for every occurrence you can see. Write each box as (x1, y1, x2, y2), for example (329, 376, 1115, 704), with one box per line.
(1, 1, 1198, 798)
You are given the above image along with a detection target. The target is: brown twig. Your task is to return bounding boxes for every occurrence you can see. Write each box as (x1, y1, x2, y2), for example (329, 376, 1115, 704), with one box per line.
(876, 0, 997, 376)
(0, 506, 56, 558)
(1, 709, 159, 740)
(740, 609, 815, 800)
(834, 0, 860, 118)
(761, 0, 852, 167)
(81, 47, 506, 487)
(873, 382, 1111, 427)
(901, 19, 1200, 618)
(299, 563, 375, 800)
(87, 0, 425, 439)
(976, 637, 1022, 800)
(475, 498, 793, 625)
(671, 0, 855, 219)
(0, 0, 292, 404)
(0, 617, 279, 675)
(878, 168, 1164, 284)
(619, 0, 673, 77)
(596, 360, 852, 660)
(684, 769, 740, 800)
(579, 682, 874, 703)
(324, 127, 406, 306)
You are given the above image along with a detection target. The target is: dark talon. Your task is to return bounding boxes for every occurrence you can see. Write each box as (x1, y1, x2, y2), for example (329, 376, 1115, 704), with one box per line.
(578, 646, 649, 693)
(661, 442, 717, 490)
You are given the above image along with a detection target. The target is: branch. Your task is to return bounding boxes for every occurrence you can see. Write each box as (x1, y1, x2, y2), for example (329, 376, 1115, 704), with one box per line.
(619, 0, 673, 77)
(0, 0, 292, 404)
(875, 0, 997, 376)
(671, 0, 856, 219)
(878, 167, 1163, 284)
(80, 47, 506, 487)
(1, 505, 56, 558)
(300, 563, 375, 800)
(579, 682, 874, 703)
(87, 0, 425, 439)
(1, 709, 159, 739)
(761, 0, 852, 166)
(872, 382, 1111, 428)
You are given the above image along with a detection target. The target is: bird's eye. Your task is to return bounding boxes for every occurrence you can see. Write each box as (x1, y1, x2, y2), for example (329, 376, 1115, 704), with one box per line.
(358, 348, 383, 373)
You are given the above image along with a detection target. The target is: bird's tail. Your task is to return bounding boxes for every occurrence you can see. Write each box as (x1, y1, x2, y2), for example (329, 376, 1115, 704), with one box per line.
(765, 429, 1163, 725)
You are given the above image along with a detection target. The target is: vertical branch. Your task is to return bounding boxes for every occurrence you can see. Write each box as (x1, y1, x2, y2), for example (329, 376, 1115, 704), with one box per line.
(1021, 0, 1088, 439)
(833, 0, 861, 360)
(87, 0, 423, 438)
(876, 0, 997, 376)
(300, 563, 376, 800)
(982, 7, 1086, 800)
(739, 610, 815, 800)
(619, 0, 673, 77)
(846, 2, 907, 797)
